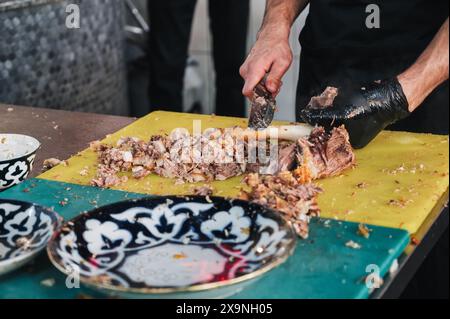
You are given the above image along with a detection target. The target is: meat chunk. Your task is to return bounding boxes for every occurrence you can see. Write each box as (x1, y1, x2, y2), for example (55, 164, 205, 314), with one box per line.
(192, 185, 214, 196)
(247, 126, 355, 180)
(295, 126, 355, 183)
(308, 87, 339, 109)
(42, 158, 62, 171)
(277, 142, 297, 172)
(213, 163, 244, 181)
(241, 172, 323, 239)
(91, 165, 128, 188)
(245, 141, 297, 175)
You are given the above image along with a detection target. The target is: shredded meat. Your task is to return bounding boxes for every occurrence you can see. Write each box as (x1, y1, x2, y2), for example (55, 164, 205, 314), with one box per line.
(90, 125, 356, 239)
(91, 129, 247, 188)
(42, 158, 68, 172)
(245, 141, 298, 175)
(43, 158, 62, 171)
(240, 172, 322, 239)
(308, 86, 339, 109)
(277, 141, 298, 172)
(91, 125, 355, 188)
(294, 126, 355, 183)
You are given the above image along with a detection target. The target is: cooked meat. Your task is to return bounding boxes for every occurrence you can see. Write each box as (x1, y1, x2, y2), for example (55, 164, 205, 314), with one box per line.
(90, 126, 355, 239)
(295, 126, 355, 183)
(308, 86, 339, 109)
(277, 142, 298, 172)
(91, 125, 355, 191)
(213, 163, 244, 181)
(245, 126, 354, 178)
(245, 141, 297, 175)
(91, 165, 128, 188)
(43, 158, 62, 170)
(42, 158, 68, 172)
(91, 130, 247, 188)
(240, 172, 322, 239)
(245, 163, 261, 174)
(192, 185, 214, 196)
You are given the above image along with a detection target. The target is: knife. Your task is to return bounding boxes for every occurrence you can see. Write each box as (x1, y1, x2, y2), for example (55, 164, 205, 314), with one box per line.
(248, 77, 277, 130)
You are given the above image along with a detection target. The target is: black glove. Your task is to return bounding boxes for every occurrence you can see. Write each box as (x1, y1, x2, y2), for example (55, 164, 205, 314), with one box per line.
(300, 78, 410, 149)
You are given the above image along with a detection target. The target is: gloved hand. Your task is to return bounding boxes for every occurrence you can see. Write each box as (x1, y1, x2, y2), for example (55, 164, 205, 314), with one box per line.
(300, 78, 410, 149)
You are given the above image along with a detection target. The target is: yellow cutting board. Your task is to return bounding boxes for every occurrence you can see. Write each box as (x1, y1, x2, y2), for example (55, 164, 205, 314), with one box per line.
(38, 111, 449, 234)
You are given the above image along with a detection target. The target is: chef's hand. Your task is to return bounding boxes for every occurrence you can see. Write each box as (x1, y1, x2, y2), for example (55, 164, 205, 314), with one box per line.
(240, 26, 293, 98)
(300, 78, 410, 149)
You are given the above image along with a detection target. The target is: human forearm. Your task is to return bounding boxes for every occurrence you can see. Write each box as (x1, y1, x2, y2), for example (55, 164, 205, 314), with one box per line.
(241, 0, 310, 97)
(259, 0, 310, 40)
(398, 18, 449, 112)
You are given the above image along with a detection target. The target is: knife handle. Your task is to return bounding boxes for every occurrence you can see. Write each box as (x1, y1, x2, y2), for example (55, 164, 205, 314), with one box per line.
(254, 74, 272, 100)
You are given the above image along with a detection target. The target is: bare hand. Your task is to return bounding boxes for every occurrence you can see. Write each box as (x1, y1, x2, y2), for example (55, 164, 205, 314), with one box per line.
(240, 28, 293, 98)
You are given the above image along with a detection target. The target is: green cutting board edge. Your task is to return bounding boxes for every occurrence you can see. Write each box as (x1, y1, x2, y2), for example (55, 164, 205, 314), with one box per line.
(0, 179, 409, 299)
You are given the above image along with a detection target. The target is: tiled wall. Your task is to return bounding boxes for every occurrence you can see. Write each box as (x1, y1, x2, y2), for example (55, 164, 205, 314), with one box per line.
(189, 0, 310, 121)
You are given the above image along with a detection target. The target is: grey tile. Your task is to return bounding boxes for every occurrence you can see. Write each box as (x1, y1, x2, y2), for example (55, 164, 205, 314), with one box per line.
(0, 0, 128, 115)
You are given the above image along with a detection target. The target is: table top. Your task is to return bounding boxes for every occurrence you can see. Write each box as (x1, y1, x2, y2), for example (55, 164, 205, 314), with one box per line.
(1, 104, 134, 178)
(0, 104, 448, 299)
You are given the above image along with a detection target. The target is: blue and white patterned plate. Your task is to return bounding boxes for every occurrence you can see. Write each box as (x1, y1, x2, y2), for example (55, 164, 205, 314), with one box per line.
(0, 199, 62, 276)
(48, 196, 297, 298)
(0, 134, 40, 191)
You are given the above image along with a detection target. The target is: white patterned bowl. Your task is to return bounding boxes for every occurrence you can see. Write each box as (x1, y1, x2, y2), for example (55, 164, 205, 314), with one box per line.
(48, 196, 297, 299)
(0, 134, 40, 191)
(0, 200, 62, 276)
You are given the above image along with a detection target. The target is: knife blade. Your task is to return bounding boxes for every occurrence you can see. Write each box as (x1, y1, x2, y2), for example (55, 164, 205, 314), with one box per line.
(248, 79, 277, 130)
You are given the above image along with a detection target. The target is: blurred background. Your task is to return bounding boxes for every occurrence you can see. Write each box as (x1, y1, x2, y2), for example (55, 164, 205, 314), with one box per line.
(0, 0, 309, 120)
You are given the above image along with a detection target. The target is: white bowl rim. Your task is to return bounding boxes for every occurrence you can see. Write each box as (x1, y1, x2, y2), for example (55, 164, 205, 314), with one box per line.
(0, 200, 62, 270)
(0, 134, 41, 163)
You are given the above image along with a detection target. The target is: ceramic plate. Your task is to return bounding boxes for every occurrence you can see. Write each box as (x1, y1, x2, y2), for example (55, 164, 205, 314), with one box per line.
(48, 196, 296, 298)
(0, 199, 62, 276)
(0, 134, 40, 191)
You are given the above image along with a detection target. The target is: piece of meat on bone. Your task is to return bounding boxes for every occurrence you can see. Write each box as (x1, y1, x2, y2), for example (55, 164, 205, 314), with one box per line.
(295, 126, 355, 183)
(240, 171, 322, 239)
(308, 86, 339, 109)
(248, 125, 355, 178)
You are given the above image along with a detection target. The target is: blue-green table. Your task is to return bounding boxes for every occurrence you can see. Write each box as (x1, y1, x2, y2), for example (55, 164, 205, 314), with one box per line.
(0, 179, 410, 299)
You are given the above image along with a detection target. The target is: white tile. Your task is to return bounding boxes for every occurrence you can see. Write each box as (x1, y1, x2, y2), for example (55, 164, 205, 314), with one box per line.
(291, 57, 301, 118)
(247, 0, 264, 52)
(189, 0, 211, 53)
(207, 54, 216, 115)
(185, 53, 212, 113)
(274, 57, 298, 122)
